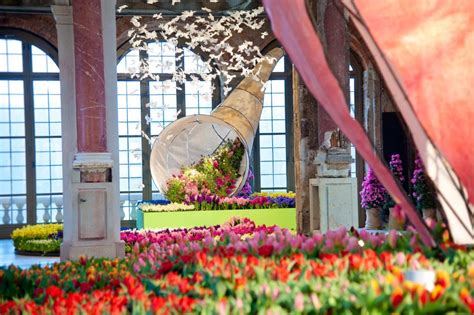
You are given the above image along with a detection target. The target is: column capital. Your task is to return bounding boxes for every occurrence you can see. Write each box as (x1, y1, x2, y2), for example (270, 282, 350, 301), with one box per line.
(51, 5, 73, 25)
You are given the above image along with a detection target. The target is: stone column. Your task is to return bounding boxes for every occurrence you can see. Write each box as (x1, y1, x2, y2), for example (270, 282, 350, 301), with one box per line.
(55, 0, 124, 260)
(293, 71, 319, 234)
(294, 0, 349, 234)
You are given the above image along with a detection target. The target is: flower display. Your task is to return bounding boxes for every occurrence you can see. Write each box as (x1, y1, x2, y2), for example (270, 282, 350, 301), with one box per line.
(165, 138, 245, 203)
(252, 191, 296, 198)
(238, 168, 254, 197)
(360, 168, 386, 209)
(412, 156, 437, 210)
(11, 224, 63, 252)
(17, 239, 62, 254)
(1, 219, 473, 314)
(188, 194, 296, 210)
(384, 154, 405, 209)
(138, 202, 195, 212)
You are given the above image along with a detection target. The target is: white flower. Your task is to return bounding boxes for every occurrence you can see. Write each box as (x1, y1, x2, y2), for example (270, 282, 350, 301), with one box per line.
(139, 202, 195, 212)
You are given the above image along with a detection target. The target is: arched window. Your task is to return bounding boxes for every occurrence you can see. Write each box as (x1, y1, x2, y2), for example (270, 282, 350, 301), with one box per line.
(0, 30, 62, 235)
(117, 41, 214, 221)
(253, 56, 294, 192)
(117, 42, 294, 221)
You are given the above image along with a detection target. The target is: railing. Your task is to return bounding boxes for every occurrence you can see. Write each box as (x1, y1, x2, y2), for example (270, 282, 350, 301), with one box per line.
(119, 192, 165, 221)
(0, 195, 63, 225)
(0, 192, 165, 225)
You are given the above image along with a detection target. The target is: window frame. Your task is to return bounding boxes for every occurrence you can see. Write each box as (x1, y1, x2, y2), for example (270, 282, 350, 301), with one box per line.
(0, 29, 60, 237)
(252, 54, 295, 192)
(116, 42, 222, 218)
(116, 40, 295, 224)
(349, 50, 365, 227)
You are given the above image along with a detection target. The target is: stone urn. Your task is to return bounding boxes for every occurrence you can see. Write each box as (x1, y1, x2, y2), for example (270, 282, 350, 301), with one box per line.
(422, 208, 437, 221)
(387, 207, 405, 230)
(365, 208, 382, 230)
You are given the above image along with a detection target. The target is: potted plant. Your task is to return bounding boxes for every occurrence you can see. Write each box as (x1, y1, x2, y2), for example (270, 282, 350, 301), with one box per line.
(360, 168, 385, 229)
(411, 156, 438, 221)
(384, 154, 406, 230)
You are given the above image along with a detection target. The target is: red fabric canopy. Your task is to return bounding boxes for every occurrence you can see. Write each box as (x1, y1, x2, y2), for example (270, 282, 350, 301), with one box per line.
(263, 0, 474, 245)
(344, 0, 474, 244)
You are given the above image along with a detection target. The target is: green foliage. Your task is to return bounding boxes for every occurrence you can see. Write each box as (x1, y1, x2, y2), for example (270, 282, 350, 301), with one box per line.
(18, 239, 61, 254)
(11, 224, 62, 251)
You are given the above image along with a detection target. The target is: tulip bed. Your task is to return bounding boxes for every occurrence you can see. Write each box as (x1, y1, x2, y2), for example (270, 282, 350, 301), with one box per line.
(1, 218, 473, 314)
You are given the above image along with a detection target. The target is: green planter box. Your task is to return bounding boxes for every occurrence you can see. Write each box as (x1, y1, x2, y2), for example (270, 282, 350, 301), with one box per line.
(136, 208, 296, 230)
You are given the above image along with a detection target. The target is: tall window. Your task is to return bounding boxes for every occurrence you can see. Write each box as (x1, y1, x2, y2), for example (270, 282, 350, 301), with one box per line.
(349, 64, 357, 177)
(117, 42, 213, 221)
(0, 31, 62, 235)
(117, 43, 295, 221)
(254, 56, 294, 192)
(349, 52, 365, 224)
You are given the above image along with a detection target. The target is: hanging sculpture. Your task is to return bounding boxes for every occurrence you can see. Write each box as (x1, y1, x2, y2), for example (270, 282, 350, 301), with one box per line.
(150, 48, 284, 199)
(262, 0, 473, 245)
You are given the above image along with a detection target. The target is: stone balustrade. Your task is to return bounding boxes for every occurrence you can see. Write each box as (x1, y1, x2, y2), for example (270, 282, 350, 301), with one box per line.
(0, 193, 165, 225)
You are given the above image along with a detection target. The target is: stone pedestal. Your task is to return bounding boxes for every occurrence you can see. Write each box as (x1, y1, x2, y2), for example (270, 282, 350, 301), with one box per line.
(309, 177, 358, 233)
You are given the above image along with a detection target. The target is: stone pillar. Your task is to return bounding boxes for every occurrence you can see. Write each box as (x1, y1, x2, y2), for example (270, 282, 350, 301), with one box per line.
(294, 0, 349, 234)
(293, 72, 319, 234)
(55, 0, 124, 260)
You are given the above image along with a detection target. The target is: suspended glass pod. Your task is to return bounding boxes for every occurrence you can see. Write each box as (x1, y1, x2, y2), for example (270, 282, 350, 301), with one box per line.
(150, 48, 285, 196)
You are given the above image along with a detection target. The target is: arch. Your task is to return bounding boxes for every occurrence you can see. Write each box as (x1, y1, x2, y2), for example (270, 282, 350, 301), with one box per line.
(0, 29, 62, 236)
(116, 38, 221, 220)
(0, 28, 58, 66)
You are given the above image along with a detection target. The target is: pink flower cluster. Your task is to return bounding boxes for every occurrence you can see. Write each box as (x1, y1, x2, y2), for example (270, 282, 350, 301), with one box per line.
(389, 154, 405, 183)
(411, 156, 437, 209)
(360, 168, 386, 209)
(384, 154, 405, 208)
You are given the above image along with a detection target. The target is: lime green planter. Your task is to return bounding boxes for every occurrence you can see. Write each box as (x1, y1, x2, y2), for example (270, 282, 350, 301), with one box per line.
(136, 208, 296, 230)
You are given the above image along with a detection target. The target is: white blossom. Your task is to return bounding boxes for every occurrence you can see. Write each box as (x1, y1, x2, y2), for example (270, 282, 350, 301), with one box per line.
(117, 5, 127, 13)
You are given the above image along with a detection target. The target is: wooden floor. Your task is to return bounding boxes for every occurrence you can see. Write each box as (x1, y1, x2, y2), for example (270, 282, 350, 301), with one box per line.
(0, 239, 59, 269)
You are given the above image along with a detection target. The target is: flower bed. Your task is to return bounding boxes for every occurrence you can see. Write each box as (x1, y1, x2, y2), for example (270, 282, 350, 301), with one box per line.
(136, 193, 297, 230)
(137, 207, 296, 230)
(1, 219, 473, 314)
(11, 224, 63, 254)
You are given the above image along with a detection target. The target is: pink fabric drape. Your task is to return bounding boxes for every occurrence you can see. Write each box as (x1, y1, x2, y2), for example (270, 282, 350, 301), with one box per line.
(262, 0, 436, 246)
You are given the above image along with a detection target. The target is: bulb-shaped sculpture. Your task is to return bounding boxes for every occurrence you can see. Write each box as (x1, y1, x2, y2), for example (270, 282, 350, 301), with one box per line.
(150, 47, 285, 197)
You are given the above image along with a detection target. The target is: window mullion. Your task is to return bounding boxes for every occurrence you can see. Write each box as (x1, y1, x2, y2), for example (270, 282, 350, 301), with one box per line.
(139, 50, 152, 200)
(176, 49, 185, 118)
(284, 58, 295, 192)
(253, 128, 261, 192)
(22, 42, 37, 225)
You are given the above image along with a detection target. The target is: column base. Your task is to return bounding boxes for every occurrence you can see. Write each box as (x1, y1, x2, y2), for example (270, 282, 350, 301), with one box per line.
(60, 241, 125, 261)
